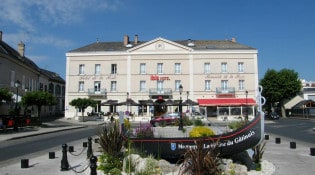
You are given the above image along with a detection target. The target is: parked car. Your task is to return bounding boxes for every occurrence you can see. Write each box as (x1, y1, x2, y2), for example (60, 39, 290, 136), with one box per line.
(150, 113, 180, 127)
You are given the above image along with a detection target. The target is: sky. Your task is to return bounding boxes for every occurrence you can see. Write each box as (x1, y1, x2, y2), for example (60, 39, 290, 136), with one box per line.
(1, 0, 315, 81)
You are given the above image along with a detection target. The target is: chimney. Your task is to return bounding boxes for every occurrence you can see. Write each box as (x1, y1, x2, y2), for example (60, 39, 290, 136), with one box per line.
(123, 35, 129, 46)
(18, 41, 25, 57)
(0, 31, 2, 41)
(231, 37, 237, 43)
(134, 34, 138, 44)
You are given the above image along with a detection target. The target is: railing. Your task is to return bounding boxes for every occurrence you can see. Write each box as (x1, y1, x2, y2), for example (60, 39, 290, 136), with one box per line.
(149, 88, 173, 99)
(216, 87, 235, 94)
(87, 88, 107, 96)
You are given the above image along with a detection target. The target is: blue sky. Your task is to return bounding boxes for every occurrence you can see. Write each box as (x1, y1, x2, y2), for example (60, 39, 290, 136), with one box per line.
(1, 0, 315, 81)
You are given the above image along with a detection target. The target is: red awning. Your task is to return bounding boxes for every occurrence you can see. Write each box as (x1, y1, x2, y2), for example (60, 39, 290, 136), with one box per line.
(198, 98, 256, 106)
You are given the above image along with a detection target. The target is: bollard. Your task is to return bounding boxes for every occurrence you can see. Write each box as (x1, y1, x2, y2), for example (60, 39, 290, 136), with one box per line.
(49, 152, 55, 159)
(69, 146, 74, 152)
(21, 159, 29, 168)
(87, 137, 93, 158)
(310, 148, 315, 156)
(90, 156, 98, 175)
(290, 142, 296, 149)
(94, 138, 99, 143)
(264, 134, 269, 140)
(61, 144, 69, 171)
(275, 137, 281, 144)
(83, 142, 88, 147)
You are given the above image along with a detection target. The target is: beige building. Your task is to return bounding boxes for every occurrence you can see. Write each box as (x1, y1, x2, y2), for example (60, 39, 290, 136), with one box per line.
(0, 31, 65, 118)
(65, 35, 259, 120)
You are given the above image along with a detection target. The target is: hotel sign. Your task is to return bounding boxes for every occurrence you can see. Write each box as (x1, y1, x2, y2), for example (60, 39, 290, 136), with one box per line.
(150, 75, 170, 81)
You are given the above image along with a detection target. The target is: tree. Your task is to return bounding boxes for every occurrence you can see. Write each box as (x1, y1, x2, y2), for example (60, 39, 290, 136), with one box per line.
(21, 91, 57, 125)
(69, 98, 96, 121)
(260, 68, 302, 117)
(0, 88, 13, 104)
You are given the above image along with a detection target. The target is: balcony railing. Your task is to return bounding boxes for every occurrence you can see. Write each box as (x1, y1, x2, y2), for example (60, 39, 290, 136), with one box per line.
(88, 88, 107, 96)
(149, 88, 173, 99)
(216, 87, 235, 98)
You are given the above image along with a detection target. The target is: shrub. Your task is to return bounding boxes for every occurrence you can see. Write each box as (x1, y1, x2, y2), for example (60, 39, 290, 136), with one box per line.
(124, 118, 131, 130)
(98, 121, 125, 156)
(98, 153, 123, 174)
(134, 122, 154, 138)
(194, 119, 204, 126)
(228, 120, 247, 130)
(189, 126, 215, 137)
(179, 138, 222, 175)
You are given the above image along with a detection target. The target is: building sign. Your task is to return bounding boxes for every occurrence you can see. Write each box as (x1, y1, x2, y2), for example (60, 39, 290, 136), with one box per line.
(205, 74, 245, 79)
(150, 75, 170, 81)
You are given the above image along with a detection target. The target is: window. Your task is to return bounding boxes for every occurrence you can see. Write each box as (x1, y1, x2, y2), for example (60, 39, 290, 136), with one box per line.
(140, 81, 146, 92)
(238, 62, 244, 73)
(111, 81, 117, 91)
(111, 64, 117, 74)
(175, 63, 181, 74)
(140, 63, 146, 74)
(239, 80, 245, 90)
(205, 80, 211, 91)
(221, 62, 227, 73)
(157, 63, 163, 74)
(79, 81, 84, 92)
(157, 80, 164, 91)
(95, 64, 101, 75)
(221, 80, 228, 91)
(79, 64, 85, 75)
(94, 81, 101, 92)
(204, 63, 210, 74)
(175, 80, 181, 91)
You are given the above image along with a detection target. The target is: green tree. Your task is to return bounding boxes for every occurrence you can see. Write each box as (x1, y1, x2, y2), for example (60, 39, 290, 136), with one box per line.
(21, 91, 57, 125)
(0, 88, 13, 104)
(69, 98, 96, 121)
(260, 68, 302, 117)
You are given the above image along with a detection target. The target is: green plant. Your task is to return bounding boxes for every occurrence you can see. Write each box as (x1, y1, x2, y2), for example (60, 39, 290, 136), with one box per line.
(109, 168, 122, 175)
(98, 121, 125, 156)
(228, 120, 247, 130)
(124, 156, 136, 174)
(189, 126, 215, 137)
(179, 138, 222, 175)
(98, 153, 123, 174)
(252, 141, 266, 171)
(194, 119, 204, 126)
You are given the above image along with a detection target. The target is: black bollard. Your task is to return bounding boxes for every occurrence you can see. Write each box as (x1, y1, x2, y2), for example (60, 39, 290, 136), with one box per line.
(290, 142, 296, 149)
(21, 159, 29, 168)
(275, 137, 281, 144)
(310, 148, 315, 156)
(61, 144, 69, 171)
(90, 156, 98, 175)
(87, 137, 93, 158)
(83, 142, 88, 147)
(49, 152, 55, 159)
(68, 146, 74, 152)
(94, 138, 99, 143)
(264, 134, 269, 140)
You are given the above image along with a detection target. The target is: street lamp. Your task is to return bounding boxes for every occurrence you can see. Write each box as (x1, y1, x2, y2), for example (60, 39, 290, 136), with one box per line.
(178, 84, 183, 130)
(14, 80, 20, 131)
(245, 90, 248, 122)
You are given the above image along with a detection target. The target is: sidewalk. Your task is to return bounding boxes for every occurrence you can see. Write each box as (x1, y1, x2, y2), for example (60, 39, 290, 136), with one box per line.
(0, 117, 314, 175)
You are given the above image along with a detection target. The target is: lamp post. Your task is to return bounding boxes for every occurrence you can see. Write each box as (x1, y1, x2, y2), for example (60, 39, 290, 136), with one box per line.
(14, 80, 20, 131)
(245, 90, 248, 122)
(178, 84, 183, 130)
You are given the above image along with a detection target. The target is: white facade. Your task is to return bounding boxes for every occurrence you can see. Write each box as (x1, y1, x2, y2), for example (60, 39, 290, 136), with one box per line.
(65, 36, 259, 119)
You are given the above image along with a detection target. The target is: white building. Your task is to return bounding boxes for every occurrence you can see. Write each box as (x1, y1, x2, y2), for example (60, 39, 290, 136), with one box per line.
(65, 35, 259, 120)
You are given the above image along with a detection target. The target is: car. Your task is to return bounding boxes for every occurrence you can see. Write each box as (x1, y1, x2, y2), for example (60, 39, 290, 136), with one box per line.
(150, 113, 180, 127)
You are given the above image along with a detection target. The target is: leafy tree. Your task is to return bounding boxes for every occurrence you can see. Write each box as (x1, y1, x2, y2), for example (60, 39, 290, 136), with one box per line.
(0, 88, 13, 104)
(69, 98, 96, 120)
(260, 68, 302, 117)
(21, 91, 57, 124)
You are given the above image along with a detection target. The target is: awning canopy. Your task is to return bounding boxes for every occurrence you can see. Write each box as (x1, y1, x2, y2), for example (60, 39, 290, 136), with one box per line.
(198, 98, 256, 106)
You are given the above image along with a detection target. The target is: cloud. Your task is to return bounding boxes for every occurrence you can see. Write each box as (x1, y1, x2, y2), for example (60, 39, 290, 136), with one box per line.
(0, 0, 119, 27)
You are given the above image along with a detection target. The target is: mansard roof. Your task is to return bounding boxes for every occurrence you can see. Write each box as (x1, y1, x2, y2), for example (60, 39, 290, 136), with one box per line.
(68, 37, 256, 53)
